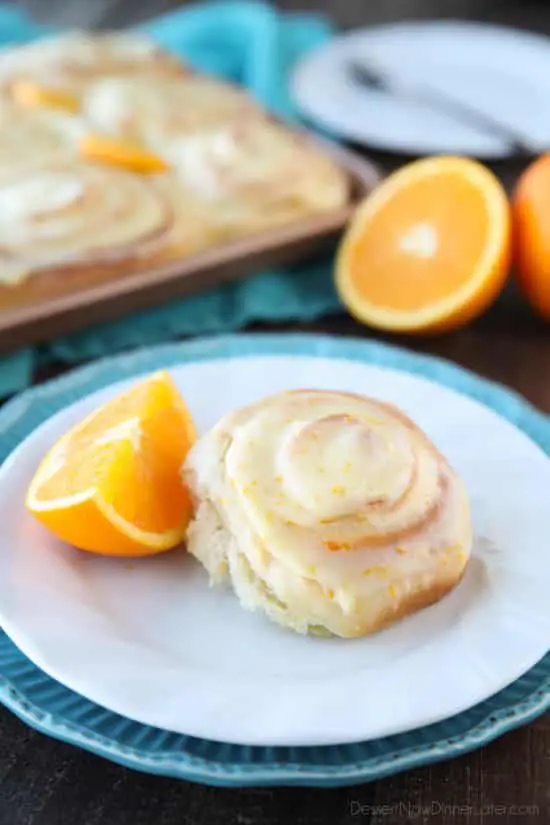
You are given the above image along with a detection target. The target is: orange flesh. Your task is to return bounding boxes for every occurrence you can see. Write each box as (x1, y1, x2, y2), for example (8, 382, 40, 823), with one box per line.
(27, 372, 196, 555)
(349, 173, 490, 312)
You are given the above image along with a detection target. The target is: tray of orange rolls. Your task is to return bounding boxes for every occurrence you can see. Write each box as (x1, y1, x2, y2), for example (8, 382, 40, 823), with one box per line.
(0, 30, 381, 351)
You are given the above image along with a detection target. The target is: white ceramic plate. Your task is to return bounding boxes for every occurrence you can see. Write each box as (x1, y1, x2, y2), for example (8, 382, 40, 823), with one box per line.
(1, 353, 550, 747)
(291, 20, 550, 158)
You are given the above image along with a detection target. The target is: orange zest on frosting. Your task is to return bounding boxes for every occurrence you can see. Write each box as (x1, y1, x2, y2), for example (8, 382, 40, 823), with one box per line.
(11, 79, 80, 113)
(325, 540, 353, 552)
(79, 134, 168, 174)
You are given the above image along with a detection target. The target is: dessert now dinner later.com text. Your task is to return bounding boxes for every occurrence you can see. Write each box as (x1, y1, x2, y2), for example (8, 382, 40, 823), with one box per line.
(349, 801, 540, 818)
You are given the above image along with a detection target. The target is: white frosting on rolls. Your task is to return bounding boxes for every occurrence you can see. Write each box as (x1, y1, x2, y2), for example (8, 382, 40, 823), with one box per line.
(0, 101, 83, 175)
(81, 76, 348, 219)
(82, 75, 257, 141)
(0, 31, 185, 91)
(183, 390, 472, 638)
(0, 163, 174, 285)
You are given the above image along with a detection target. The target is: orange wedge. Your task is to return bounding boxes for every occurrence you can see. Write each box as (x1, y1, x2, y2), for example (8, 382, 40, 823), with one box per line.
(26, 371, 196, 556)
(336, 156, 511, 334)
(79, 134, 168, 174)
(11, 79, 80, 113)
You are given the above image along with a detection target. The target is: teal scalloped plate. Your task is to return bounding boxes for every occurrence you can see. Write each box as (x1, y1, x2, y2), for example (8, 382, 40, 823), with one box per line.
(2, 333, 550, 787)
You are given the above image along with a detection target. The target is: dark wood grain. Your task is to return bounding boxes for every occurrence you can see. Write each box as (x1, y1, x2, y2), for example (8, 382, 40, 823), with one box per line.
(3, 1, 550, 823)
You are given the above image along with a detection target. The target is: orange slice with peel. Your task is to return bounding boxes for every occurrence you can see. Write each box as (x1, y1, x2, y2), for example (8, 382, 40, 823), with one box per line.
(11, 79, 80, 113)
(336, 156, 511, 334)
(79, 134, 168, 174)
(26, 371, 196, 556)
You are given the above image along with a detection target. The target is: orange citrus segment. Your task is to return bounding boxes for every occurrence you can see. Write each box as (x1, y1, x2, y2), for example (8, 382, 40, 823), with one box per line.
(336, 156, 511, 333)
(11, 79, 80, 113)
(26, 371, 196, 556)
(512, 153, 550, 320)
(79, 134, 168, 174)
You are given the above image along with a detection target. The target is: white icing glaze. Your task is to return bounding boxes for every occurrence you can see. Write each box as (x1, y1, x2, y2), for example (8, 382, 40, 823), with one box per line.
(80, 74, 348, 215)
(0, 31, 161, 78)
(0, 174, 84, 225)
(161, 132, 239, 199)
(0, 103, 85, 175)
(82, 77, 130, 134)
(0, 164, 171, 285)
(82, 75, 254, 140)
(184, 390, 472, 636)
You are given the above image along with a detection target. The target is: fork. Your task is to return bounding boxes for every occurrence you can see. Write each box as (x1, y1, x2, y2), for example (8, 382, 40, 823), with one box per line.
(347, 59, 537, 158)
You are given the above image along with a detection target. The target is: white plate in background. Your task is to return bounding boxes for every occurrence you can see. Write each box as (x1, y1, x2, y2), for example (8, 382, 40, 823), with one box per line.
(291, 20, 550, 158)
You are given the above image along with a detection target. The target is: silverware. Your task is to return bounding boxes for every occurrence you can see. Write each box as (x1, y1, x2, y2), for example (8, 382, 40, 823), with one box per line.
(347, 59, 537, 157)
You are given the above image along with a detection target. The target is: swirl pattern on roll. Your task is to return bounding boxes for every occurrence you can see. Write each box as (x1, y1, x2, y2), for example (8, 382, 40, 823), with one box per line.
(0, 162, 178, 285)
(184, 390, 472, 638)
(0, 32, 186, 94)
(82, 75, 260, 142)
(81, 76, 349, 224)
(0, 101, 82, 175)
(0, 31, 351, 290)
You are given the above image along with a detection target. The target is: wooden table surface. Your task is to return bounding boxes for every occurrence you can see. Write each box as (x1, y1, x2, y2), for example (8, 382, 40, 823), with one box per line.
(3, 1, 550, 824)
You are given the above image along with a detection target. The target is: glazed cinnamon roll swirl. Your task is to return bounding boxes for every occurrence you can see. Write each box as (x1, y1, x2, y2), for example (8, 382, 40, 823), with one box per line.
(0, 162, 200, 290)
(82, 74, 261, 142)
(81, 75, 349, 227)
(0, 32, 186, 97)
(0, 100, 82, 175)
(183, 390, 472, 638)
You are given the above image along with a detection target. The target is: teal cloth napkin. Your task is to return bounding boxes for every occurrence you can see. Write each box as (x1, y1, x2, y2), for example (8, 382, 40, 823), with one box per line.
(0, 1, 343, 397)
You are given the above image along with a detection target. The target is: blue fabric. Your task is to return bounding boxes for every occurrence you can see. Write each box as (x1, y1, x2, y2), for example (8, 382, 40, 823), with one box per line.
(0, 2, 341, 397)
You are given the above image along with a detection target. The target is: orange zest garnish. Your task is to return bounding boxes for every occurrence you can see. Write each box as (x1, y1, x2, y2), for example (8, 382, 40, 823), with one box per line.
(26, 371, 196, 556)
(11, 79, 79, 113)
(336, 156, 511, 334)
(79, 134, 168, 174)
(325, 540, 353, 551)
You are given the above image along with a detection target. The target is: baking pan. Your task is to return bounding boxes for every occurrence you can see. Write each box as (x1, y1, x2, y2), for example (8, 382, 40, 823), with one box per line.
(0, 140, 381, 352)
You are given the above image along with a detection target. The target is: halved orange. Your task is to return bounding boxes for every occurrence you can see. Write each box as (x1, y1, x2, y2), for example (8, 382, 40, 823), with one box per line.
(26, 371, 196, 556)
(336, 156, 511, 334)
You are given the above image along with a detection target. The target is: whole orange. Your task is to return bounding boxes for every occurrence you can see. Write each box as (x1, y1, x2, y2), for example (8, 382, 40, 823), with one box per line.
(512, 154, 550, 320)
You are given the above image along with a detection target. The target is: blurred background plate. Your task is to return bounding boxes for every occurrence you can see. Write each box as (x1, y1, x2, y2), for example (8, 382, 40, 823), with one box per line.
(291, 20, 550, 159)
